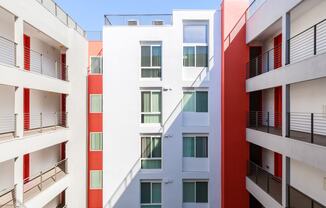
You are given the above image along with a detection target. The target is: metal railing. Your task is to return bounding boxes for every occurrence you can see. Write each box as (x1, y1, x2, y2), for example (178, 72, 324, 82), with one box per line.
(0, 114, 16, 136)
(288, 185, 325, 208)
(25, 47, 68, 81)
(35, 0, 86, 37)
(0, 36, 17, 67)
(104, 14, 173, 26)
(247, 161, 282, 204)
(247, 111, 282, 136)
(246, 44, 281, 78)
(0, 185, 16, 208)
(287, 112, 326, 147)
(24, 112, 67, 132)
(287, 18, 326, 65)
(23, 159, 68, 199)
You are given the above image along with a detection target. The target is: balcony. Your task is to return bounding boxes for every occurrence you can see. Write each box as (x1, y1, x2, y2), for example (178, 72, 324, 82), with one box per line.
(0, 36, 17, 67)
(288, 185, 325, 208)
(287, 112, 326, 147)
(23, 158, 68, 202)
(247, 111, 282, 136)
(0, 185, 19, 208)
(0, 114, 16, 141)
(247, 161, 282, 204)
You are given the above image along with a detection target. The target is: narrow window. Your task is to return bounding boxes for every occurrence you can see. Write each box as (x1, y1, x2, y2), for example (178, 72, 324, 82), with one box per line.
(90, 132, 103, 151)
(90, 94, 102, 113)
(90, 170, 103, 189)
(141, 181, 162, 207)
(141, 91, 162, 123)
(90, 56, 103, 74)
(141, 45, 162, 78)
(141, 136, 162, 169)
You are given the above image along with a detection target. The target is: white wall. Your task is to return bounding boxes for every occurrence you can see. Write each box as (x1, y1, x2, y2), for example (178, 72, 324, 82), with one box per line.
(0, 159, 14, 191)
(103, 10, 221, 208)
(291, 159, 326, 205)
(0, 6, 15, 41)
(43, 194, 60, 208)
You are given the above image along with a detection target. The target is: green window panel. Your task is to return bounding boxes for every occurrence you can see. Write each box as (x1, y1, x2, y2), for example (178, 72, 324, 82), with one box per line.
(90, 170, 102, 189)
(90, 94, 102, 113)
(90, 132, 103, 151)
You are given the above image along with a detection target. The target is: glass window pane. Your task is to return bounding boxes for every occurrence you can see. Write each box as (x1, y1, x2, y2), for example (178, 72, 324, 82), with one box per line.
(196, 182, 208, 203)
(183, 137, 195, 157)
(152, 137, 161, 158)
(90, 171, 102, 189)
(141, 92, 151, 112)
(91, 57, 102, 74)
(184, 25, 208, 43)
(90, 95, 102, 113)
(142, 115, 161, 123)
(196, 91, 208, 112)
(151, 92, 161, 112)
(183, 92, 195, 112)
(196, 46, 208, 67)
(141, 68, 161, 78)
(141, 182, 151, 203)
(152, 46, 162, 67)
(183, 47, 195, 67)
(141, 46, 151, 67)
(183, 182, 195, 202)
(196, 137, 208, 158)
(152, 183, 162, 203)
(141, 137, 151, 158)
(141, 160, 161, 169)
(90, 133, 103, 151)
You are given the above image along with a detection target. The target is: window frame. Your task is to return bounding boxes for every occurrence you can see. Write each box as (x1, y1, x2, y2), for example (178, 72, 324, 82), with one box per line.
(182, 180, 209, 203)
(183, 135, 208, 158)
(141, 90, 162, 124)
(90, 170, 103, 190)
(90, 132, 103, 151)
(90, 94, 103, 113)
(182, 90, 208, 113)
(141, 135, 162, 170)
(183, 44, 208, 68)
(141, 44, 162, 78)
(140, 180, 162, 207)
(90, 56, 103, 74)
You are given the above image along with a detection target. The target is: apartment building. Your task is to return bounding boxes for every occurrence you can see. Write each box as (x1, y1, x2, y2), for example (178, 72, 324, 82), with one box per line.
(0, 0, 87, 207)
(221, 0, 326, 208)
(102, 10, 221, 208)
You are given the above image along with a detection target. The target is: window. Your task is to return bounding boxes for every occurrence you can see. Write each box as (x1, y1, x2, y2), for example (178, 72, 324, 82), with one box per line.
(90, 94, 102, 113)
(141, 45, 162, 78)
(183, 24, 208, 67)
(90, 56, 103, 74)
(90, 170, 102, 189)
(183, 91, 208, 112)
(141, 181, 162, 208)
(90, 132, 103, 151)
(183, 181, 208, 203)
(141, 91, 162, 123)
(141, 136, 162, 169)
(183, 136, 208, 158)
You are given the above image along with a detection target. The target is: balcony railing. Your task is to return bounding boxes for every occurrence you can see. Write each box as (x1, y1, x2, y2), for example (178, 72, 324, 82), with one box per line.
(287, 112, 326, 147)
(247, 161, 282, 204)
(23, 159, 68, 201)
(0, 114, 16, 136)
(0, 185, 16, 207)
(287, 18, 326, 65)
(104, 14, 173, 26)
(0, 36, 17, 67)
(246, 44, 281, 78)
(24, 112, 67, 132)
(247, 111, 282, 136)
(288, 185, 325, 208)
(25, 47, 68, 81)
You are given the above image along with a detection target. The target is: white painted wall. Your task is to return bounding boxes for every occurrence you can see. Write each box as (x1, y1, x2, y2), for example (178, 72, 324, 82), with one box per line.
(0, 159, 14, 191)
(0, 85, 15, 134)
(43, 193, 60, 208)
(103, 10, 221, 208)
(291, 159, 326, 205)
(0, 6, 15, 41)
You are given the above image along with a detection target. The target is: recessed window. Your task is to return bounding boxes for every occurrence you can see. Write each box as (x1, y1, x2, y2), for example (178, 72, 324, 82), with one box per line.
(90, 170, 103, 189)
(183, 180, 208, 203)
(141, 45, 162, 78)
(90, 132, 103, 151)
(90, 56, 103, 74)
(141, 91, 162, 123)
(141, 136, 162, 169)
(141, 181, 162, 208)
(183, 91, 208, 112)
(90, 94, 102, 113)
(183, 136, 208, 158)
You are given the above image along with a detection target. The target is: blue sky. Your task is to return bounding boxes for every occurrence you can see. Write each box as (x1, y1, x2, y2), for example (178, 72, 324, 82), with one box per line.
(55, 0, 219, 31)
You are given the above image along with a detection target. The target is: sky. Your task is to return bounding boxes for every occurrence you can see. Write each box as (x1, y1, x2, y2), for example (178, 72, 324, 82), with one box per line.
(55, 0, 220, 31)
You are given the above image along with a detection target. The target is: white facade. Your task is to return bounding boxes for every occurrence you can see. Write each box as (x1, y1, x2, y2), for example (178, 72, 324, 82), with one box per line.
(0, 0, 87, 207)
(103, 10, 221, 208)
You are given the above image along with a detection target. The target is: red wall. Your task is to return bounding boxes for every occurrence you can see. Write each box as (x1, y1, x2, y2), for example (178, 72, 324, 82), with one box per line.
(221, 2, 250, 207)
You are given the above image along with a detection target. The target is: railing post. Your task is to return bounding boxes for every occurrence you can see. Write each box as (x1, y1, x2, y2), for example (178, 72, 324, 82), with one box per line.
(40, 112, 43, 133)
(14, 113, 17, 137)
(255, 111, 258, 128)
(267, 112, 270, 133)
(40, 171, 43, 190)
(287, 112, 291, 137)
(12, 184, 17, 207)
(54, 164, 57, 182)
(255, 58, 258, 76)
(314, 25, 317, 55)
(55, 3, 58, 16)
(40, 54, 43, 75)
(286, 40, 291, 65)
(267, 175, 270, 194)
(255, 164, 258, 183)
(267, 52, 270, 72)
(311, 113, 314, 143)
(55, 112, 57, 130)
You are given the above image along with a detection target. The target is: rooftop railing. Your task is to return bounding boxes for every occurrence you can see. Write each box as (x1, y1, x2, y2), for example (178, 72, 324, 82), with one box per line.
(104, 14, 173, 26)
(35, 0, 86, 37)
(0, 36, 17, 67)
